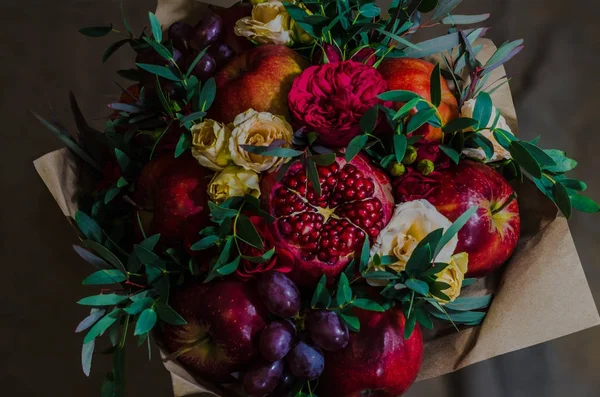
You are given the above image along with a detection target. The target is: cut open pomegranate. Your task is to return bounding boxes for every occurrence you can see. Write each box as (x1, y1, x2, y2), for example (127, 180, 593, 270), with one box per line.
(261, 154, 394, 286)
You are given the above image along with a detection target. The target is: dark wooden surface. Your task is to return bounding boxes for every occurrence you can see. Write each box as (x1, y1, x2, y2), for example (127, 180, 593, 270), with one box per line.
(0, 0, 598, 396)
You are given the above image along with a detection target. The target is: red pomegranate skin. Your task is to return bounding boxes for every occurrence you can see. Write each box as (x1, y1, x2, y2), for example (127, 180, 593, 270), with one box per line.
(400, 160, 520, 277)
(261, 154, 394, 286)
(318, 308, 423, 397)
(163, 280, 269, 382)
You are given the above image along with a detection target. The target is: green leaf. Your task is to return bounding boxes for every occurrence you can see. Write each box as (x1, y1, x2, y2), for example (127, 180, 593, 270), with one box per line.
(435, 205, 478, 258)
(419, 0, 439, 13)
(134, 244, 164, 267)
(140, 234, 161, 251)
(311, 275, 330, 308)
(443, 117, 478, 133)
(236, 215, 263, 249)
(377, 29, 421, 51)
(405, 279, 430, 296)
(429, 308, 486, 324)
(136, 63, 180, 82)
(336, 273, 352, 306)
(352, 298, 385, 312)
(307, 157, 322, 197)
(470, 132, 495, 160)
(440, 145, 460, 164)
(114, 148, 130, 172)
(191, 235, 219, 251)
(544, 149, 578, 173)
(430, 64, 442, 107)
(310, 153, 337, 166)
(124, 297, 154, 315)
(404, 310, 417, 339)
(339, 312, 360, 332)
(378, 90, 419, 102)
(76, 309, 106, 333)
(393, 134, 407, 164)
(282, 2, 320, 39)
(75, 211, 103, 242)
(493, 128, 516, 149)
(407, 108, 437, 133)
(359, 3, 381, 18)
(393, 97, 421, 120)
(415, 308, 434, 330)
(360, 106, 379, 133)
(484, 39, 524, 74)
(178, 111, 206, 125)
(363, 271, 400, 280)
(473, 92, 493, 130)
(405, 244, 432, 274)
(134, 308, 157, 336)
(148, 12, 163, 42)
(359, 236, 371, 273)
(261, 147, 304, 157)
(186, 47, 209, 79)
(445, 295, 493, 311)
(198, 77, 217, 111)
(560, 179, 587, 192)
(81, 340, 95, 376)
(519, 142, 556, 167)
(432, 0, 463, 19)
(243, 247, 276, 264)
(462, 278, 478, 288)
(510, 141, 542, 178)
(83, 309, 121, 344)
(83, 269, 126, 285)
(217, 256, 241, 275)
(73, 245, 112, 270)
(82, 240, 127, 273)
(345, 134, 369, 163)
(174, 132, 191, 157)
(79, 25, 112, 37)
(78, 294, 129, 307)
(143, 36, 172, 61)
(553, 182, 572, 218)
(103, 39, 130, 63)
(155, 302, 187, 325)
(570, 193, 600, 213)
(442, 14, 490, 25)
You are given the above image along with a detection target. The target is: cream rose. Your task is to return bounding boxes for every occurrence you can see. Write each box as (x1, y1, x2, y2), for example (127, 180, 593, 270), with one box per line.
(191, 120, 231, 171)
(434, 252, 469, 304)
(370, 200, 458, 274)
(235, 1, 294, 46)
(208, 166, 261, 204)
(229, 109, 294, 173)
(461, 98, 515, 162)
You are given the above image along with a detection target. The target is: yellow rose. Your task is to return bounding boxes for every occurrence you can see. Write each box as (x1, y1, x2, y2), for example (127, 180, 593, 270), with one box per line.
(191, 120, 231, 171)
(291, 3, 314, 44)
(460, 98, 515, 162)
(235, 1, 294, 46)
(434, 252, 469, 304)
(208, 166, 261, 204)
(368, 200, 458, 285)
(229, 109, 294, 173)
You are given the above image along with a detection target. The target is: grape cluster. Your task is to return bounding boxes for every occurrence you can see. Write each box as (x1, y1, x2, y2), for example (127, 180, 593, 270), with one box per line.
(136, 13, 236, 100)
(243, 272, 350, 397)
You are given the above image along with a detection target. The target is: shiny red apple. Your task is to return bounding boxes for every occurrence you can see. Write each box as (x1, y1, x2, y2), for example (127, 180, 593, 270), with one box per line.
(134, 154, 212, 246)
(163, 280, 269, 382)
(318, 308, 423, 397)
(396, 160, 521, 277)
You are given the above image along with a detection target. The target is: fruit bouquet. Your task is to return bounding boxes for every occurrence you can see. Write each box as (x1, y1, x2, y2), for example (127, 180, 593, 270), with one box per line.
(34, 0, 600, 396)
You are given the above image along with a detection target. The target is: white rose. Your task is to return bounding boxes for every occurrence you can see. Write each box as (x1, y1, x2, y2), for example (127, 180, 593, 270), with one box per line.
(208, 166, 261, 204)
(234, 1, 294, 46)
(434, 252, 469, 304)
(191, 120, 231, 171)
(461, 98, 514, 162)
(369, 200, 458, 283)
(229, 109, 294, 173)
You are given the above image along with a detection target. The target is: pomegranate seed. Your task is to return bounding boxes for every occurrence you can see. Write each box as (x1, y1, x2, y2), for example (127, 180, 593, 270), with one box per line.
(344, 189, 356, 199)
(346, 177, 356, 186)
(318, 252, 328, 261)
(321, 238, 330, 248)
(363, 218, 373, 228)
(356, 190, 367, 200)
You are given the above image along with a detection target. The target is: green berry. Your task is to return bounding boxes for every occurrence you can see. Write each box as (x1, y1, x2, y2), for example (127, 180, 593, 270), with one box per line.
(402, 146, 417, 165)
(416, 159, 435, 176)
(388, 162, 406, 177)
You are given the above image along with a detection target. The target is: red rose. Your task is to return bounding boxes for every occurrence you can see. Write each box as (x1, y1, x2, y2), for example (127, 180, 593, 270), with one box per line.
(236, 215, 294, 279)
(393, 167, 443, 202)
(414, 141, 451, 169)
(288, 60, 389, 147)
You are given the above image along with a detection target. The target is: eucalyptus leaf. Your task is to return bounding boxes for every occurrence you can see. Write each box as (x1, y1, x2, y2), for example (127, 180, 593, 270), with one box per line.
(103, 39, 130, 63)
(336, 273, 352, 306)
(405, 279, 430, 296)
(80, 26, 113, 37)
(134, 308, 157, 336)
(443, 117, 478, 133)
(543, 149, 578, 173)
(553, 182, 572, 219)
(191, 235, 219, 251)
(81, 340, 95, 377)
(510, 141, 542, 178)
(236, 215, 263, 249)
(73, 245, 112, 270)
(345, 134, 369, 163)
(440, 145, 460, 164)
(198, 77, 216, 111)
(82, 240, 127, 273)
(75, 211, 103, 242)
(473, 92, 493, 130)
(148, 12, 163, 42)
(217, 256, 241, 276)
(407, 108, 437, 133)
(83, 309, 121, 344)
(434, 205, 478, 258)
(430, 64, 442, 107)
(445, 295, 492, 311)
(136, 63, 180, 82)
(174, 132, 191, 157)
(311, 275, 330, 308)
(352, 298, 385, 312)
(75, 309, 107, 333)
(441, 14, 490, 25)
(82, 269, 126, 285)
(155, 302, 187, 325)
(124, 297, 154, 316)
(570, 193, 600, 213)
(78, 294, 129, 307)
(378, 90, 419, 102)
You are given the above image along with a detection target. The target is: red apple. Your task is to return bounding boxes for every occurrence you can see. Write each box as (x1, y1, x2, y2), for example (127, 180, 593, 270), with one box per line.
(397, 160, 520, 277)
(134, 154, 212, 246)
(318, 308, 423, 397)
(378, 58, 459, 142)
(163, 280, 269, 382)
(210, 44, 309, 124)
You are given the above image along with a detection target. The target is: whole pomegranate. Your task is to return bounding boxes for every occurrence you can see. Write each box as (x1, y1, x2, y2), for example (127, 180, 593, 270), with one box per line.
(261, 154, 394, 286)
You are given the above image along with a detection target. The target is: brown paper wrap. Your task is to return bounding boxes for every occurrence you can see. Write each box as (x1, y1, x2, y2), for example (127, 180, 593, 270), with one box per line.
(34, 2, 599, 396)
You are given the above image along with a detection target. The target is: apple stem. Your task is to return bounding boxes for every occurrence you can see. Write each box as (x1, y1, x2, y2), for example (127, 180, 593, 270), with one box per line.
(162, 335, 212, 362)
(491, 192, 517, 215)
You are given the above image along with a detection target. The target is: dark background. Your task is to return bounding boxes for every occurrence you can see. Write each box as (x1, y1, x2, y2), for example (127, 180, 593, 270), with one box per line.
(1, 0, 598, 396)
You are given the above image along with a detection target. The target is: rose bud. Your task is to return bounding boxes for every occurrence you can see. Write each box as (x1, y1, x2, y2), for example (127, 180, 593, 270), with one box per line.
(311, 43, 342, 64)
(350, 47, 377, 67)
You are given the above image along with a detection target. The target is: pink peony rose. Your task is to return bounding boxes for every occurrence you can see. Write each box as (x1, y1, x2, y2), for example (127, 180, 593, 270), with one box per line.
(288, 60, 389, 147)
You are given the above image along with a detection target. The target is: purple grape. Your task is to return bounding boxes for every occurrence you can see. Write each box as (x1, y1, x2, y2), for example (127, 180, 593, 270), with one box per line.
(286, 341, 324, 380)
(243, 360, 284, 396)
(168, 21, 193, 52)
(191, 14, 223, 49)
(190, 52, 217, 81)
(268, 371, 295, 397)
(260, 321, 296, 362)
(210, 43, 236, 66)
(305, 310, 349, 352)
(257, 272, 301, 318)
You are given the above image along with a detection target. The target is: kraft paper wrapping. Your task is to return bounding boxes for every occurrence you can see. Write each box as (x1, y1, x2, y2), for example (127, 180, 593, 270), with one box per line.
(33, 2, 599, 396)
